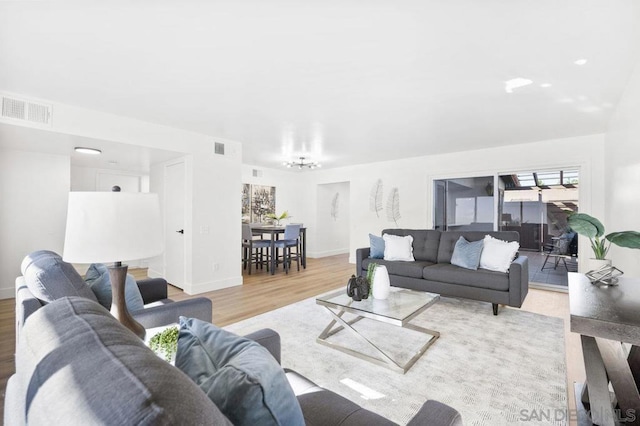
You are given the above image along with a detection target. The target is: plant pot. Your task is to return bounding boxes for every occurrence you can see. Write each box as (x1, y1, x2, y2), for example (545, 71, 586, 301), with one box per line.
(588, 258, 612, 271)
(371, 265, 391, 300)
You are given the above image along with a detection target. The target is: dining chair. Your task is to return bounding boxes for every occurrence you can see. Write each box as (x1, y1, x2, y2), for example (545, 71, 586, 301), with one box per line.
(273, 224, 301, 274)
(541, 232, 576, 271)
(242, 223, 271, 274)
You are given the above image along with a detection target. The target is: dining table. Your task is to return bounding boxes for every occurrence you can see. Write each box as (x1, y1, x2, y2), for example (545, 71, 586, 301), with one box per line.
(250, 225, 307, 275)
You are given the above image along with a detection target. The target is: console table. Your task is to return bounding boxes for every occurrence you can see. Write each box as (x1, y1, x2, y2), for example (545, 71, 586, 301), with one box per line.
(569, 272, 640, 426)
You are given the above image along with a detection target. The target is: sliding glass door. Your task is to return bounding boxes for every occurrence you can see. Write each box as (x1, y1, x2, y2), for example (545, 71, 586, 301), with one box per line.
(433, 169, 579, 288)
(433, 176, 494, 231)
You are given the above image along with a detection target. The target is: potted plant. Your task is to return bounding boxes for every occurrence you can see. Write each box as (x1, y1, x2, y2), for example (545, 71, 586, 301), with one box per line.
(567, 213, 640, 269)
(149, 326, 179, 362)
(265, 211, 291, 226)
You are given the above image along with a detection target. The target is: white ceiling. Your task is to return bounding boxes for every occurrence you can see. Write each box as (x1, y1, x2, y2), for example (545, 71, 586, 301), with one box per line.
(1, 1, 639, 170)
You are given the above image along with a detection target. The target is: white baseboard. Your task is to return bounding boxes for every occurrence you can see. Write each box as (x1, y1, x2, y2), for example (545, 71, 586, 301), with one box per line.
(146, 268, 164, 279)
(183, 276, 242, 295)
(0, 287, 14, 300)
(307, 248, 349, 258)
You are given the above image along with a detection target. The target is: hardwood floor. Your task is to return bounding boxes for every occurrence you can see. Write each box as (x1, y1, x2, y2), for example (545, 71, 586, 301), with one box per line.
(0, 254, 584, 424)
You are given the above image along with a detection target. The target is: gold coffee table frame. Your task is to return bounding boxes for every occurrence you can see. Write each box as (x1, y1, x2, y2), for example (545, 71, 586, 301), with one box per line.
(316, 288, 440, 374)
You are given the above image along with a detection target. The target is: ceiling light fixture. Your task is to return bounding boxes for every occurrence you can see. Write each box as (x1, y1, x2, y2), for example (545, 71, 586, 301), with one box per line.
(504, 77, 533, 93)
(574, 59, 588, 66)
(539, 83, 552, 88)
(74, 147, 102, 155)
(283, 156, 321, 170)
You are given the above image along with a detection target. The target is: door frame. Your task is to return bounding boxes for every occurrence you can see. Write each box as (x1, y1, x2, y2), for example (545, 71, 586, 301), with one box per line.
(163, 159, 187, 289)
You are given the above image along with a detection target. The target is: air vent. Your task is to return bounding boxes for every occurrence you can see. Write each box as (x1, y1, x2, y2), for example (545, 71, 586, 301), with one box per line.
(252, 169, 263, 178)
(1, 95, 52, 126)
(214, 142, 225, 155)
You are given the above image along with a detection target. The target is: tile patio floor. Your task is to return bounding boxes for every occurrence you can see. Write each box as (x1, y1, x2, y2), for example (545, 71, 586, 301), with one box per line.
(523, 250, 578, 288)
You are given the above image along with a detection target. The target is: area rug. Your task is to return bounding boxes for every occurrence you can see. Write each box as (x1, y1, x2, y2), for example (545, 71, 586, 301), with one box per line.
(225, 292, 567, 426)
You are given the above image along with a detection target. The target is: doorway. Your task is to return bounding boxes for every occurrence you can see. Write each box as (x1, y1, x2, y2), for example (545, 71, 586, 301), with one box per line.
(499, 169, 579, 288)
(433, 176, 495, 231)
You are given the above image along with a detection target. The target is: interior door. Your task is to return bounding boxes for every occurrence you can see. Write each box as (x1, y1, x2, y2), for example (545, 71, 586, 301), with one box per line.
(164, 161, 186, 289)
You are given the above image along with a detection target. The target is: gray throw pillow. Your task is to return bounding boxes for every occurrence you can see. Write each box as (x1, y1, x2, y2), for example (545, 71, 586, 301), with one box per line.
(21, 250, 98, 303)
(85, 263, 145, 312)
(369, 234, 385, 259)
(175, 317, 305, 426)
(451, 236, 484, 270)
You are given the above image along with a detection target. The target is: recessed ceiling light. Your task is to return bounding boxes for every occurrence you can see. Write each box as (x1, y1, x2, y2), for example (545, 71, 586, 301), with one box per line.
(574, 59, 588, 66)
(505, 78, 533, 93)
(74, 147, 102, 155)
(539, 83, 552, 88)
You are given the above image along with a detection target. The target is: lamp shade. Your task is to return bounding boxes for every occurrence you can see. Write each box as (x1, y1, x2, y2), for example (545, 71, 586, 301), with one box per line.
(63, 192, 164, 264)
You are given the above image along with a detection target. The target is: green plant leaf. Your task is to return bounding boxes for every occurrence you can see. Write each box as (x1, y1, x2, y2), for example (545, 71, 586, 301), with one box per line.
(591, 237, 609, 259)
(266, 211, 290, 221)
(568, 213, 605, 238)
(149, 326, 179, 362)
(606, 231, 640, 249)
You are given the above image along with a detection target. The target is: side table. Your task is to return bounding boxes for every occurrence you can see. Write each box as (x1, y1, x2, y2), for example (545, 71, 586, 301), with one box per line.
(569, 272, 640, 426)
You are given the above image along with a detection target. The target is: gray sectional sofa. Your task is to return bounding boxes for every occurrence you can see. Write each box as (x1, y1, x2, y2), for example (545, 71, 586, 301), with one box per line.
(356, 229, 529, 315)
(5, 296, 463, 425)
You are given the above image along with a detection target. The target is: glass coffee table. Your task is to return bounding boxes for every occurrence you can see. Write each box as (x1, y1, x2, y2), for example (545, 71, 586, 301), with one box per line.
(316, 288, 440, 374)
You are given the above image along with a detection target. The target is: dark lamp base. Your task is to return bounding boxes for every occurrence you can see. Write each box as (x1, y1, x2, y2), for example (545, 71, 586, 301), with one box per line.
(108, 264, 146, 339)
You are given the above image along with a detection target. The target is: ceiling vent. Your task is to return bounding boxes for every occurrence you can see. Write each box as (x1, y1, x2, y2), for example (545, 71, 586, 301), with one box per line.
(1, 94, 52, 127)
(214, 142, 225, 155)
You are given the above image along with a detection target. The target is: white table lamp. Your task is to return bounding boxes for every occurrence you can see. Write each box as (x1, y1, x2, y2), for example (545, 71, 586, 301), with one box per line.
(63, 190, 164, 338)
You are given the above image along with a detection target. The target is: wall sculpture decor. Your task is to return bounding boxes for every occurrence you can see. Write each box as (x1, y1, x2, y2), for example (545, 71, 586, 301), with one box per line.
(331, 192, 339, 221)
(387, 187, 401, 226)
(370, 179, 383, 218)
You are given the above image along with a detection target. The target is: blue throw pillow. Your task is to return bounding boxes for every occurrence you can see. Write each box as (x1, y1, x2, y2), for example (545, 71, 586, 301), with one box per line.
(85, 263, 145, 312)
(21, 250, 98, 303)
(451, 236, 484, 270)
(369, 233, 385, 259)
(175, 317, 304, 426)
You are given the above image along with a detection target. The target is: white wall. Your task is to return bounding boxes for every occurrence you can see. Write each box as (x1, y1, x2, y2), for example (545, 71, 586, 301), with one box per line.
(149, 153, 243, 294)
(605, 46, 640, 276)
(241, 165, 312, 226)
(308, 134, 606, 266)
(189, 153, 242, 292)
(242, 165, 357, 258)
(314, 182, 350, 257)
(0, 150, 69, 298)
(71, 166, 149, 192)
(1, 96, 244, 298)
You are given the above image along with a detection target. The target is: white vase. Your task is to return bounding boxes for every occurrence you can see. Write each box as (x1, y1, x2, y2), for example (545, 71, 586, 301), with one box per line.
(588, 258, 612, 271)
(371, 265, 391, 300)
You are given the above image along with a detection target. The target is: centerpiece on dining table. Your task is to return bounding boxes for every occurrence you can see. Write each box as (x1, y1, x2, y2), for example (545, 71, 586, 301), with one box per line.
(266, 211, 291, 226)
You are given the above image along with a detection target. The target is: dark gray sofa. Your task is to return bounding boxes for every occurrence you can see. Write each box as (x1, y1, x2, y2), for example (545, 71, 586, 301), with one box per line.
(4, 297, 463, 425)
(356, 229, 529, 315)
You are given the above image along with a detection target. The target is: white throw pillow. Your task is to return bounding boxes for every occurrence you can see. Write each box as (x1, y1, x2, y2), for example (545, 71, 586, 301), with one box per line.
(383, 234, 415, 261)
(479, 235, 519, 273)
